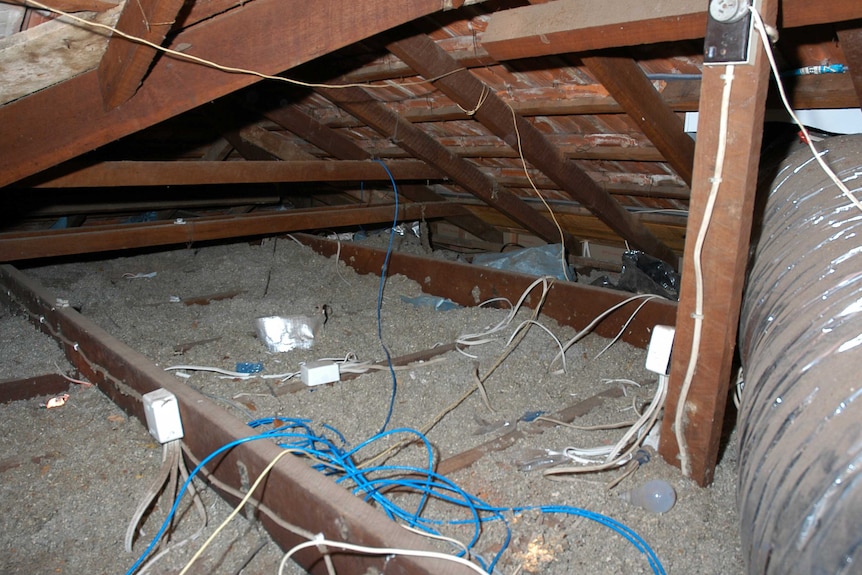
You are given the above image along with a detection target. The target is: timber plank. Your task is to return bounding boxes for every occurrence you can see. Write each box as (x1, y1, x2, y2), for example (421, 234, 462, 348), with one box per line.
(0, 264, 472, 575)
(0, 373, 71, 403)
(30, 160, 442, 187)
(482, 0, 706, 60)
(300, 234, 678, 349)
(658, 1, 778, 486)
(482, 0, 862, 60)
(0, 202, 465, 261)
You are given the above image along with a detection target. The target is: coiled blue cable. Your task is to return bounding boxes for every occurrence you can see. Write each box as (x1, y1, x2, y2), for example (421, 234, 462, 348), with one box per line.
(126, 420, 666, 575)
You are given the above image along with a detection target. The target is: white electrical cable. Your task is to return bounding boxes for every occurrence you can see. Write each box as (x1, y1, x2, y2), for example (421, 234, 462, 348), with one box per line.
(550, 294, 661, 374)
(750, 7, 862, 213)
(674, 62, 735, 477)
(456, 276, 551, 354)
(277, 536, 491, 575)
(544, 374, 668, 477)
(675, 6, 862, 478)
(164, 364, 301, 381)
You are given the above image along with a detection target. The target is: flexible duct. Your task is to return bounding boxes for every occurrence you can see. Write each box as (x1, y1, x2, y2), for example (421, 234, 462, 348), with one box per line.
(739, 134, 862, 575)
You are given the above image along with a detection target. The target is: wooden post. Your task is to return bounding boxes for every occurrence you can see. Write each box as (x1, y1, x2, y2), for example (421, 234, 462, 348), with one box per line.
(658, 0, 778, 486)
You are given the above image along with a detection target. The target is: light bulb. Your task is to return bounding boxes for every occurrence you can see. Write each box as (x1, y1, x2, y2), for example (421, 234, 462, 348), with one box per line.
(619, 479, 677, 513)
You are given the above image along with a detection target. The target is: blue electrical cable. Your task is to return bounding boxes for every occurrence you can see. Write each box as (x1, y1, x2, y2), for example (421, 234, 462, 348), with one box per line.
(126, 419, 666, 575)
(372, 158, 400, 435)
(124, 431, 302, 575)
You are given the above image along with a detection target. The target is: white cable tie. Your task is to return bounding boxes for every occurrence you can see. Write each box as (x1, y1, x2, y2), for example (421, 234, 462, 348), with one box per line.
(691, 312, 704, 320)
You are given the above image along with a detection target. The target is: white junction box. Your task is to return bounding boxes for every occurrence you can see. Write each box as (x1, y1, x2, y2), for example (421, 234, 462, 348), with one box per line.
(301, 360, 340, 387)
(143, 388, 184, 443)
(646, 325, 676, 376)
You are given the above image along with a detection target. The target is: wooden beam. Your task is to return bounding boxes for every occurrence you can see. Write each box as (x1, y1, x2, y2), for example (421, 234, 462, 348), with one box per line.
(263, 105, 371, 159)
(482, 0, 862, 60)
(24, 196, 281, 217)
(261, 104, 502, 243)
(8, 0, 118, 11)
(387, 33, 678, 265)
(97, 0, 187, 110)
(837, 21, 862, 107)
(202, 102, 283, 161)
(300, 235, 679, 349)
(312, 75, 857, 126)
(658, 0, 778, 486)
(0, 4, 123, 106)
(314, 85, 570, 246)
(781, 0, 862, 28)
(582, 53, 695, 186)
(0, 264, 474, 575)
(0, 0, 475, 188)
(0, 373, 71, 404)
(482, 0, 706, 60)
(0, 202, 466, 261)
(29, 160, 443, 188)
(238, 125, 319, 161)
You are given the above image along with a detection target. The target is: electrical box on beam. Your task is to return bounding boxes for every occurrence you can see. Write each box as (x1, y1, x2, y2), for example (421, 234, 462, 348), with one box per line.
(704, 0, 759, 66)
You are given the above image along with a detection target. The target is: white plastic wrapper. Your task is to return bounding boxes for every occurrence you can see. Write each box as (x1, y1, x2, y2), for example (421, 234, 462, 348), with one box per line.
(254, 315, 322, 352)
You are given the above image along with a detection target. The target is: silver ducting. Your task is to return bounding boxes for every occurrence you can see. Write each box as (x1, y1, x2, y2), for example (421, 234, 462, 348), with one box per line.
(739, 134, 862, 575)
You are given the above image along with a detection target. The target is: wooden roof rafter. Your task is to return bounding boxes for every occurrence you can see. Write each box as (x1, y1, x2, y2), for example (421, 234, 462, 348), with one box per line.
(386, 31, 678, 265)
(257, 102, 501, 242)
(0, 0, 485, 188)
(96, 0, 186, 110)
(581, 52, 696, 186)
(311, 83, 573, 246)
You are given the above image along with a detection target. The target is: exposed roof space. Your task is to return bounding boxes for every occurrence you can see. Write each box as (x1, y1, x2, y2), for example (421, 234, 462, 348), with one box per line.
(0, 0, 860, 264)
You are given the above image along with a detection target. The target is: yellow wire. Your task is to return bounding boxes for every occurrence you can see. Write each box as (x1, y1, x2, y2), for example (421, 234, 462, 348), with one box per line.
(508, 105, 571, 280)
(178, 448, 297, 575)
(19, 0, 465, 91)
(29, 0, 579, 285)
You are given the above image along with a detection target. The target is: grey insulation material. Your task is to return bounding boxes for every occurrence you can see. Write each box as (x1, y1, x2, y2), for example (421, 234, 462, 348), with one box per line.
(738, 134, 862, 575)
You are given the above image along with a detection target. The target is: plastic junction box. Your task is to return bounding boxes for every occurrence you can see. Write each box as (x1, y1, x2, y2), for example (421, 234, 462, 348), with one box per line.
(301, 360, 340, 387)
(143, 388, 184, 443)
(646, 325, 675, 376)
